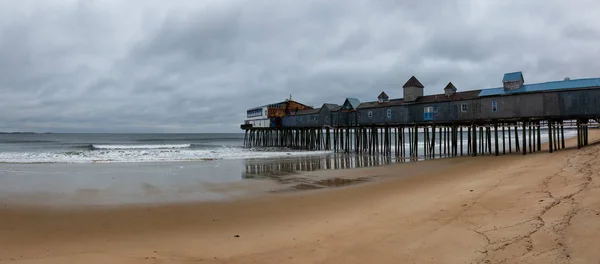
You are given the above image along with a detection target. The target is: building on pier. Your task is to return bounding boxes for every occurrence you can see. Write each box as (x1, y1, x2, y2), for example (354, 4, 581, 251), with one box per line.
(243, 71, 600, 156)
(244, 72, 600, 129)
(242, 99, 312, 129)
(288, 72, 600, 128)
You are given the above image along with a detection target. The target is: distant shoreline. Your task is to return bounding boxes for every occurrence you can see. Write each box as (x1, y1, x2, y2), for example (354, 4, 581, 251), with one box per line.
(0, 132, 52, 134)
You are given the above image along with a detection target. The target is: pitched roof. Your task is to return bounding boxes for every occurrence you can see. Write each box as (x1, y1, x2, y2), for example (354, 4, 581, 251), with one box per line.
(502, 72, 524, 83)
(268, 99, 312, 109)
(330, 105, 343, 112)
(357, 90, 481, 109)
(444, 82, 457, 91)
(321, 103, 339, 110)
(416, 90, 481, 103)
(343, 98, 361, 110)
(479, 78, 600, 97)
(358, 99, 405, 109)
(402, 76, 425, 88)
(378, 91, 389, 99)
(296, 108, 321, 116)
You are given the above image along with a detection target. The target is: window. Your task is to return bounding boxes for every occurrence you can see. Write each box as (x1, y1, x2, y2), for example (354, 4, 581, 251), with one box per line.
(461, 103, 468, 113)
(424, 106, 434, 121)
(492, 101, 498, 112)
(433, 106, 439, 113)
(368, 111, 373, 117)
(386, 109, 392, 118)
(247, 109, 263, 118)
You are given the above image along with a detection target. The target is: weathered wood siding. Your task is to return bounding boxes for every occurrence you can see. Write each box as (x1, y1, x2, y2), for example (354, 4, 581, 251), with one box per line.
(357, 106, 409, 125)
(503, 81, 522, 90)
(403, 87, 422, 102)
(331, 111, 357, 127)
(281, 88, 600, 128)
(555, 89, 600, 117)
(282, 115, 297, 127)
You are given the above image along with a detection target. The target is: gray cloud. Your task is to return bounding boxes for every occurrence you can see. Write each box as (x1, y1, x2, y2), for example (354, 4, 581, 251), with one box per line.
(1, 0, 600, 132)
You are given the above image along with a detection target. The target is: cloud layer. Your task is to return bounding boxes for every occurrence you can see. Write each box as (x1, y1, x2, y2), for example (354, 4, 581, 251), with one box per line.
(1, 0, 599, 132)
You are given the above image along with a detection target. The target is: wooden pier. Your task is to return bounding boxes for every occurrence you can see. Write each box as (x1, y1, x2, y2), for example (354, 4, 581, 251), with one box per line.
(242, 72, 600, 161)
(243, 119, 593, 161)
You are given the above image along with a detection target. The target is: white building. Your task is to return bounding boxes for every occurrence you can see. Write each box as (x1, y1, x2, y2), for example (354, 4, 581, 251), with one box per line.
(244, 106, 270, 128)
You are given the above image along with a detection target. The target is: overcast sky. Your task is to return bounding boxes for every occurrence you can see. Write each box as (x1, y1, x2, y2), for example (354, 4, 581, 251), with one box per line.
(1, 0, 599, 133)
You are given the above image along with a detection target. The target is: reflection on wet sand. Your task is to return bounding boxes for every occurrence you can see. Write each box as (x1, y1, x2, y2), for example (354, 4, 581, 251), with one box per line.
(243, 154, 396, 191)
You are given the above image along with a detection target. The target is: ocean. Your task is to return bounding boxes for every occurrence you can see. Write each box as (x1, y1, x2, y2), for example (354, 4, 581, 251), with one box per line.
(0, 133, 337, 206)
(0, 131, 576, 206)
(0, 133, 330, 163)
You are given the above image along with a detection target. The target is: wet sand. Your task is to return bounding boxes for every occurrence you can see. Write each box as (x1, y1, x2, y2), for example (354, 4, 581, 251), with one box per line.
(1, 131, 599, 263)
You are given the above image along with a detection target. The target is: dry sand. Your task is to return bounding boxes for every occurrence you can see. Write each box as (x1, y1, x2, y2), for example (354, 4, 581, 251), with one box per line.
(1, 132, 600, 264)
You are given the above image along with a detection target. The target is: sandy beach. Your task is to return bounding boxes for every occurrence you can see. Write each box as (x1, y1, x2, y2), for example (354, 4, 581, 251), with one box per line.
(1, 131, 599, 264)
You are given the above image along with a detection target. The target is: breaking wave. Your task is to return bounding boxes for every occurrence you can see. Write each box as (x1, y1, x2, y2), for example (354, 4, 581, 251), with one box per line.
(0, 146, 331, 164)
(90, 144, 192, 150)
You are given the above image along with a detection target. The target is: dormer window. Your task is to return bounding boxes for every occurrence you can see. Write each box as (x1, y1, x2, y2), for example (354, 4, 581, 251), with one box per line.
(378, 91, 389, 103)
(444, 82, 457, 97)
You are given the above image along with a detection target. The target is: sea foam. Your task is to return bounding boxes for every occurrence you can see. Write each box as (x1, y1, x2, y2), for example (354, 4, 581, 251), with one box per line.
(91, 144, 192, 150)
(0, 147, 331, 164)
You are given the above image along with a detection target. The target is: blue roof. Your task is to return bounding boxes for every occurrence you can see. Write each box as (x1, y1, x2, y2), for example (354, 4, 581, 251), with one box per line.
(478, 78, 600, 97)
(502, 72, 523, 82)
(344, 98, 361, 109)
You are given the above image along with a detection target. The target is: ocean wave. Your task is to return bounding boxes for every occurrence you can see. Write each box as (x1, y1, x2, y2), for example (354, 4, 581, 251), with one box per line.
(0, 147, 331, 164)
(135, 137, 242, 142)
(91, 144, 192, 150)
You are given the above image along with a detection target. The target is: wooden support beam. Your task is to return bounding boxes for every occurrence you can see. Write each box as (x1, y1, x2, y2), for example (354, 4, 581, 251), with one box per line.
(531, 123, 535, 152)
(514, 123, 520, 152)
(578, 120, 582, 149)
(508, 125, 512, 153)
(472, 123, 477, 157)
(537, 121, 541, 152)
(414, 124, 419, 160)
(467, 126, 471, 155)
(479, 126, 486, 154)
(400, 126, 405, 161)
(494, 122, 499, 156)
(431, 126, 435, 158)
(547, 120, 554, 153)
(424, 126, 429, 159)
(528, 121, 532, 153)
(522, 121, 526, 155)
(460, 125, 464, 156)
(487, 125, 492, 155)
(560, 121, 565, 149)
(585, 120, 589, 146)
(454, 126, 458, 157)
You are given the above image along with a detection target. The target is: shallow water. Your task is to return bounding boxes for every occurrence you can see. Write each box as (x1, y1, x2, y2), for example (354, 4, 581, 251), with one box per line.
(0, 154, 389, 206)
(0, 131, 577, 206)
